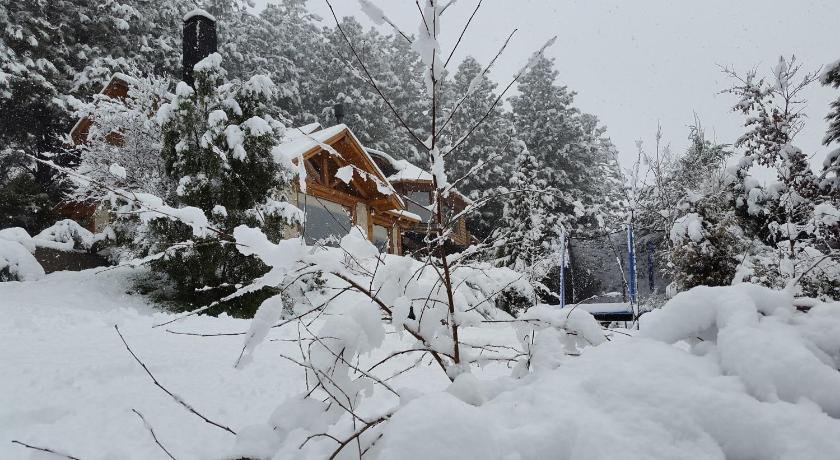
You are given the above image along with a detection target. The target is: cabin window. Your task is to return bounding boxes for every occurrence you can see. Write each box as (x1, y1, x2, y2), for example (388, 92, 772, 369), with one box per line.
(372, 224, 390, 253)
(298, 193, 352, 246)
(406, 190, 432, 222)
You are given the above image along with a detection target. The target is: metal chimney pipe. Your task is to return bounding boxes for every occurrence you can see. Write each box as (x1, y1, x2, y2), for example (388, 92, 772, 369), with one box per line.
(182, 9, 217, 87)
(333, 103, 346, 125)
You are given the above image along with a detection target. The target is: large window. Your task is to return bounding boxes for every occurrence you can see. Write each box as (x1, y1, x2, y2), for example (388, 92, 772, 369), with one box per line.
(406, 190, 432, 222)
(298, 193, 352, 247)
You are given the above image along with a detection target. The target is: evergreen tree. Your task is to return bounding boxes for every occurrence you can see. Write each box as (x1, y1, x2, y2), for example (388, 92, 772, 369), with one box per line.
(822, 60, 840, 148)
(132, 54, 297, 315)
(821, 60, 840, 199)
(497, 56, 622, 291)
(442, 56, 518, 240)
(710, 56, 840, 299)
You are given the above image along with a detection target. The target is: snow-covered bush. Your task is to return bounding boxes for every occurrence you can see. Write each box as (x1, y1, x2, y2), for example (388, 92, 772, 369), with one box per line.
(219, 223, 602, 458)
(668, 192, 746, 290)
(0, 227, 45, 281)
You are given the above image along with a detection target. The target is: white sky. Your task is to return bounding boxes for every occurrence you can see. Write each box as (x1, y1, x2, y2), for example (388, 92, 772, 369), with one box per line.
(253, 0, 840, 170)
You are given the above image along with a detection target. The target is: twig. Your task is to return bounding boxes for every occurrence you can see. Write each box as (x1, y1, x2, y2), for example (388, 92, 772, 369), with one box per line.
(444, 0, 483, 67)
(131, 409, 177, 460)
(10, 440, 81, 460)
(114, 325, 236, 435)
(324, 0, 427, 149)
(329, 415, 390, 460)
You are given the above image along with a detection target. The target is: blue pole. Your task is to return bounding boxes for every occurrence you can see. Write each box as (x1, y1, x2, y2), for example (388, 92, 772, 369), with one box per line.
(627, 224, 637, 305)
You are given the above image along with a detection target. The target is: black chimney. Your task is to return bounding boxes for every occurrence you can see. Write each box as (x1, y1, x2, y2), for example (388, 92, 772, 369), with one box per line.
(333, 103, 345, 125)
(182, 9, 217, 87)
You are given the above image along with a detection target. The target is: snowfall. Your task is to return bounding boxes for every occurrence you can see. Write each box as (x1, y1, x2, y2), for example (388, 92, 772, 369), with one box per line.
(2, 264, 840, 459)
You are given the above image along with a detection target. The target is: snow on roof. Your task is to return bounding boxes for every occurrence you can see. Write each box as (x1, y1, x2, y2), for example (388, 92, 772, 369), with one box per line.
(272, 123, 348, 163)
(183, 8, 216, 22)
(366, 147, 473, 205)
(107, 72, 136, 87)
(385, 209, 422, 222)
(281, 122, 322, 142)
(366, 148, 433, 182)
(272, 124, 404, 206)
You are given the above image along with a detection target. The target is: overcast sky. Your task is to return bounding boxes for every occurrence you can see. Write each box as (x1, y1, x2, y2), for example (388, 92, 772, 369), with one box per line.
(254, 0, 839, 170)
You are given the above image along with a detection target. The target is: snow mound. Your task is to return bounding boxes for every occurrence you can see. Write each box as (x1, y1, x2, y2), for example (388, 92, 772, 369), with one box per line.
(642, 284, 840, 416)
(34, 219, 98, 251)
(0, 228, 45, 281)
(3, 266, 840, 459)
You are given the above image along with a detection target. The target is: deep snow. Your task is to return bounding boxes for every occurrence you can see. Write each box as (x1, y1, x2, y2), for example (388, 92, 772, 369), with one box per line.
(2, 267, 840, 459)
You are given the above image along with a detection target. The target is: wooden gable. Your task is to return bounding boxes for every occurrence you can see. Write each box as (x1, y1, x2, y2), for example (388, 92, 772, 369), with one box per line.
(295, 128, 405, 213)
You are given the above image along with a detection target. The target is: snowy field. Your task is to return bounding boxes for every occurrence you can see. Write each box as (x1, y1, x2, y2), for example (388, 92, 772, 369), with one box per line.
(3, 267, 840, 459)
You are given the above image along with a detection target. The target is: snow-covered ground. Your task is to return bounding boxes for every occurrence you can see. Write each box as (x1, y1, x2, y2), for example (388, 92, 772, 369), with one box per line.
(2, 268, 840, 459)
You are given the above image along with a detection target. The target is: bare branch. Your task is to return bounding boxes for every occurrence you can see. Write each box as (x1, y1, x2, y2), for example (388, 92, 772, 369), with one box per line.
(11, 440, 81, 460)
(444, 0, 483, 68)
(324, 0, 428, 148)
(329, 414, 390, 460)
(114, 325, 236, 435)
(438, 28, 517, 137)
(131, 409, 177, 460)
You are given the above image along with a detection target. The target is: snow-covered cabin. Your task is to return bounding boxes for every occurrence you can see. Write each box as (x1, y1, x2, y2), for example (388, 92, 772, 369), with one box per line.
(271, 122, 422, 254)
(69, 73, 135, 146)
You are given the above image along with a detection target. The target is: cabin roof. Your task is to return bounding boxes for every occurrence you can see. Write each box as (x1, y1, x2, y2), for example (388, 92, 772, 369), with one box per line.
(274, 124, 413, 214)
(366, 147, 473, 205)
(365, 148, 434, 183)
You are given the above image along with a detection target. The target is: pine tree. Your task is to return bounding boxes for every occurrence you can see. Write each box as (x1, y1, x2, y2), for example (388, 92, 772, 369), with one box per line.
(442, 56, 518, 240)
(316, 18, 427, 159)
(134, 54, 296, 315)
(497, 56, 621, 290)
(719, 56, 839, 299)
(822, 60, 840, 148)
(821, 60, 840, 199)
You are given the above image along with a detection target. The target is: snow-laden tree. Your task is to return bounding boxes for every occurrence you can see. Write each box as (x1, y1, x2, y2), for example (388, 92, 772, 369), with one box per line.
(440, 56, 518, 240)
(0, 0, 188, 231)
(126, 54, 299, 314)
(657, 128, 745, 290)
(73, 73, 172, 199)
(495, 56, 623, 292)
(717, 56, 839, 299)
(246, 0, 327, 124)
(821, 60, 840, 202)
(822, 59, 840, 148)
(315, 17, 428, 160)
(498, 140, 567, 285)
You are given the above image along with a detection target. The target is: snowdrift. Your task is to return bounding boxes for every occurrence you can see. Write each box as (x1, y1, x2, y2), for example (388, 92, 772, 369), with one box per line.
(1, 269, 839, 459)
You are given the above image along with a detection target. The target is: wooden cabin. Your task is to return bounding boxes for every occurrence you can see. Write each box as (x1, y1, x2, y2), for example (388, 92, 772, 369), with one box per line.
(273, 123, 422, 254)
